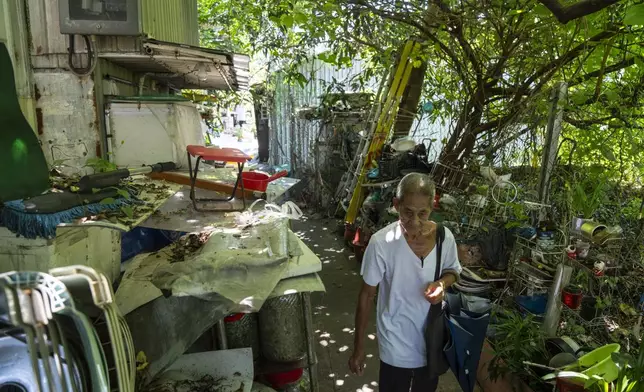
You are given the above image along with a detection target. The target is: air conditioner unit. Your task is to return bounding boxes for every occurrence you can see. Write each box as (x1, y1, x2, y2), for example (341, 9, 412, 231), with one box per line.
(59, 0, 139, 36)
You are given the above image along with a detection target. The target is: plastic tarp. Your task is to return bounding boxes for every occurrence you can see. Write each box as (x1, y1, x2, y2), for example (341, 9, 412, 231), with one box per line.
(119, 217, 296, 378)
(149, 217, 291, 310)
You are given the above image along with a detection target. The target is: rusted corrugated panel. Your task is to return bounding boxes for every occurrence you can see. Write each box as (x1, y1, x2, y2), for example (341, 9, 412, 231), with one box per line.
(141, 0, 199, 46)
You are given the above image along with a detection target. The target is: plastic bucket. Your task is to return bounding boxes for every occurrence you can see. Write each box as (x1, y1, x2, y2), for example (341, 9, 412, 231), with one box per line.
(563, 343, 620, 383)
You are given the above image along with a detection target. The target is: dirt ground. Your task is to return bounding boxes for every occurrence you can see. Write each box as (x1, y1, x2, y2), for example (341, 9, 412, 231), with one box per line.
(292, 218, 468, 392)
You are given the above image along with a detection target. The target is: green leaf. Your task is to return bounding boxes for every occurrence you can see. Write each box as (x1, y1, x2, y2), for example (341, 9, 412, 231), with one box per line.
(100, 197, 116, 205)
(571, 90, 592, 105)
(600, 145, 616, 161)
(604, 90, 619, 101)
(116, 189, 131, 200)
(322, 2, 336, 12)
(318, 51, 337, 64)
(280, 14, 294, 28)
(121, 206, 134, 219)
(636, 57, 644, 68)
(624, 4, 644, 26)
(532, 4, 551, 17)
(70, 185, 79, 192)
(293, 12, 307, 25)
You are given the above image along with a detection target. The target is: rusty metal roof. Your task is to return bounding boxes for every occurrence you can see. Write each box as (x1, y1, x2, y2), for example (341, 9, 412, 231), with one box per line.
(99, 39, 250, 91)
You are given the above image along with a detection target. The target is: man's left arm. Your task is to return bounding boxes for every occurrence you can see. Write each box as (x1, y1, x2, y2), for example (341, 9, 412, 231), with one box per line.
(439, 229, 462, 289)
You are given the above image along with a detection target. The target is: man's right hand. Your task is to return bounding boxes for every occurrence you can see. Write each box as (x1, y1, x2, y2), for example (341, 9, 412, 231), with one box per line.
(348, 348, 366, 376)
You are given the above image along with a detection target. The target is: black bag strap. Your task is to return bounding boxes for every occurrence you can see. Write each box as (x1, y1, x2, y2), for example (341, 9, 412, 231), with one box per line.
(434, 223, 445, 282)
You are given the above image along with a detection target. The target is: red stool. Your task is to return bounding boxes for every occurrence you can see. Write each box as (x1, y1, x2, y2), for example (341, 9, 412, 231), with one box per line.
(186, 145, 251, 211)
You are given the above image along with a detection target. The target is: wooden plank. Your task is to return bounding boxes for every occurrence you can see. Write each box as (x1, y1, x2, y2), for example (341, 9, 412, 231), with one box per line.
(147, 171, 265, 199)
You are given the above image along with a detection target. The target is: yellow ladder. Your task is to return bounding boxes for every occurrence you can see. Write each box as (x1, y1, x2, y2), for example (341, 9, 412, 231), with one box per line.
(344, 40, 420, 224)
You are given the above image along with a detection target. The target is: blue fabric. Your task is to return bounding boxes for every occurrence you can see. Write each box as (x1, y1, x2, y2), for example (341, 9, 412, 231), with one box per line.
(120, 227, 185, 262)
(443, 292, 491, 392)
(1, 198, 135, 239)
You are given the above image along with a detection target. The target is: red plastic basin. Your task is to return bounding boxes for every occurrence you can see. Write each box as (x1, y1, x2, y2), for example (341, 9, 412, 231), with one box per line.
(241, 171, 288, 192)
(265, 368, 304, 389)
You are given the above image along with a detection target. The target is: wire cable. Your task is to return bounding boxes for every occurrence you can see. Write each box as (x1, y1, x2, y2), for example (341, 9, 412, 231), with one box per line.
(68, 34, 97, 77)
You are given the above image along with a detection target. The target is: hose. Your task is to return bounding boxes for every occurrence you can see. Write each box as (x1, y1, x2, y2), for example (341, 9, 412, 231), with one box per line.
(68, 34, 97, 77)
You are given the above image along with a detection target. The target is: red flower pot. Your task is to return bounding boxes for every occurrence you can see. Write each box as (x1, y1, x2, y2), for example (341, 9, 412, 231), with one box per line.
(562, 287, 583, 310)
(344, 223, 356, 242)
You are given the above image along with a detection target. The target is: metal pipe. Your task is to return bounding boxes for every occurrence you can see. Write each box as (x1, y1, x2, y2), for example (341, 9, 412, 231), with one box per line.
(301, 292, 318, 392)
(104, 74, 139, 87)
(215, 319, 228, 350)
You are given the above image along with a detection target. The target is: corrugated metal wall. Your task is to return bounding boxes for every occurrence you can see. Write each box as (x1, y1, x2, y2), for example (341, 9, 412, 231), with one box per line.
(410, 117, 453, 162)
(270, 59, 377, 169)
(141, 0, 199, 46)
(269, 59, 450, 169)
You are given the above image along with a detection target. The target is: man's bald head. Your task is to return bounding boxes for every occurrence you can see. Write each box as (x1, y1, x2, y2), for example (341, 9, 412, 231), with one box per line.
(396, 172, 436, 203)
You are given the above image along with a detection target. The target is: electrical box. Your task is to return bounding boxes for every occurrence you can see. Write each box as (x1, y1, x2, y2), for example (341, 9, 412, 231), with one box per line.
(58, 0, 140, 36)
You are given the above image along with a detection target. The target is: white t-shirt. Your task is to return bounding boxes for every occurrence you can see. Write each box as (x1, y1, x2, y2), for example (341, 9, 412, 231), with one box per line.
(360, 221, 462, 369)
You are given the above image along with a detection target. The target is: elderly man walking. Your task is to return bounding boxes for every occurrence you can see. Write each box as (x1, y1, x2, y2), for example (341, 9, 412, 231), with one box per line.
(348, 173, 462, 392)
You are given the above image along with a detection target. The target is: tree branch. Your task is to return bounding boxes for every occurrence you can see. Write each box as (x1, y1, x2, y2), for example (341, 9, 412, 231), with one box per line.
(430, 0, 483, 83)
(516, 28, 619, 98)
(568, 57, 636, 87)
(345, 0, 433, 36)
(537, 0, 623, 24)
(563, 115, 614, 129)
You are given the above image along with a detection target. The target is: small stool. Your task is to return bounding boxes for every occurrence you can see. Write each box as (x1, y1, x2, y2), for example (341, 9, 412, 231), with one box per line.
(186, 145, 251, 211)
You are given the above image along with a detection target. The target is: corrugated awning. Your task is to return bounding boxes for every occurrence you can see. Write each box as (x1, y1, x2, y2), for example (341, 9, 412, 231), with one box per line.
(99, 39, 250, 91)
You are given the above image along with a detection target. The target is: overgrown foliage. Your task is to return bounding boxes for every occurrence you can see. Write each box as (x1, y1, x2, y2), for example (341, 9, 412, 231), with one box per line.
(488, 310, 548, 390)
(199, 0, 644, 180)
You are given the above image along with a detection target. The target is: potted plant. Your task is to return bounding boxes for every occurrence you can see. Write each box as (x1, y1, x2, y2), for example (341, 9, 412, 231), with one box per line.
(487, 310, 547, 391)
(580, 296, 599, 321)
